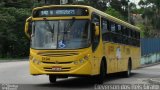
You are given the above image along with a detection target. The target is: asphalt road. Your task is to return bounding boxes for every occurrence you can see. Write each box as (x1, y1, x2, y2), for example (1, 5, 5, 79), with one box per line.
(0, 61, 160, 90)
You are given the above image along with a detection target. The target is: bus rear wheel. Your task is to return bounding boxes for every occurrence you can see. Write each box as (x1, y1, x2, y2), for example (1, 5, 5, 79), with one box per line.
(123, 61, 131, 77)
(49, 75, 57, 83)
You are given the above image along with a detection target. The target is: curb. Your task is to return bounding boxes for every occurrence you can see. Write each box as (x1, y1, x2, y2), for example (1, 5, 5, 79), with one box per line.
(139, 62, 160, 68)
(0, 59, 28, 63)
(148, 79, 160, 85)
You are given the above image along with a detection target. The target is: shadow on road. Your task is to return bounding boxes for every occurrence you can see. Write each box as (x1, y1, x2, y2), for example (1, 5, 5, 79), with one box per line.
(37, 77, 95, 89)
(35, 72, 138, 89)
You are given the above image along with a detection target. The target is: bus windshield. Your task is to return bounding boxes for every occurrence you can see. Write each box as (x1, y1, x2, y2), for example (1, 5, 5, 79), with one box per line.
(31, 20, 91, 49)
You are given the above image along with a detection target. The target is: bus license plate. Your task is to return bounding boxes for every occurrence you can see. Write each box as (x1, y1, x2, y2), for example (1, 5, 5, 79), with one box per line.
(52, 66, 62, 71)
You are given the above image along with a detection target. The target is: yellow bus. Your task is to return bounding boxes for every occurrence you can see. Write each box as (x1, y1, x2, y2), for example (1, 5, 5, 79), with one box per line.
(25, 5, 140, 84)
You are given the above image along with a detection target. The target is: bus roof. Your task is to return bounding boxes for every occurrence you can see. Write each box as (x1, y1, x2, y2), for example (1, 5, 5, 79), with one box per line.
(33, 5, 140, 32)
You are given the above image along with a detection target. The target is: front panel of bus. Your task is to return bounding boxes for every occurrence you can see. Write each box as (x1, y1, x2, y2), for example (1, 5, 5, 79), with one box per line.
(28, 6, 98, 76)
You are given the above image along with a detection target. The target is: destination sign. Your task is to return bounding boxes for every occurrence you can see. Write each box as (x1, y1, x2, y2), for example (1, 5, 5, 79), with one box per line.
(33, 7, 89, 17)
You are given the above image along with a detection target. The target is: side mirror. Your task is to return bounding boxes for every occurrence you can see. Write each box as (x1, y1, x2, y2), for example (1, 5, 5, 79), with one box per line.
(91, 23, 100, 36)
(95, 25, 100, 36)
(25, 17, 32, 38)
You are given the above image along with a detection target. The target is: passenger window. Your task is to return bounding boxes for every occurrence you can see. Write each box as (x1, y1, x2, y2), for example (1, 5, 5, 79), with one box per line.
(102, 18, 108, 34)
(117, 24, 122, 34)
(118, 25, 121, 31)
(134, 31, 137, 39)
(135, 31, 137, 39)
(128, 29, 131, 37)
(138, 32, 140, 39)
(111, 22, 116, 32)
(125, 28, 129, 36)
(130, 30, 133, 37)
(122, 27, 126, 35)
(101, 18, 108, 41)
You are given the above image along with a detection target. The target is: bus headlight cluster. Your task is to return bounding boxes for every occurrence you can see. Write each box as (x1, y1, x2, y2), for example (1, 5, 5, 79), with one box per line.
(73, 55, 89, 65)
(32, 58, 41, 65)
(29, 55, 33, 60)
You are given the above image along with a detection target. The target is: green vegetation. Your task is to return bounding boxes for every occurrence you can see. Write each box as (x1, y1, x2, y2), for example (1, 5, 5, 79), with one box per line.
(105, 7, 125, 20)
(0, 1, 31, 58)
(138, 0, 160, 37)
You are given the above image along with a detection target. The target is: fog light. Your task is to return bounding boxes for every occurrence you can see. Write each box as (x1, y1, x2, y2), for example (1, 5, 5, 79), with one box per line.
(36, 60, 41, 65)
(84, 56, 89, 60)
(79, 59, 84, 63)
(33, 59, 36, 63)
(74, 61, 78, 65)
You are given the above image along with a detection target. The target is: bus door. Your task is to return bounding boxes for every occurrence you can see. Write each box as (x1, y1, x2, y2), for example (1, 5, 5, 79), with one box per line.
(91, 14, 101, 74)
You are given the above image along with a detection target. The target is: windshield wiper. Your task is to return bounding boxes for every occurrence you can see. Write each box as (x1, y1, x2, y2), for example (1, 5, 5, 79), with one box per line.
(44, 21, 55, 41)
(44, 20, 54, 33)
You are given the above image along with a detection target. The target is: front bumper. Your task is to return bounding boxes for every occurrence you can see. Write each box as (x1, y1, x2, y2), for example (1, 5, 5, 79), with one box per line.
(30, 60, 92, 76)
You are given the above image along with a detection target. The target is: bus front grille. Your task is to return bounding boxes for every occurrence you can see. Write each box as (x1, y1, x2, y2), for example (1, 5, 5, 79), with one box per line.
(42, 61, 73, 64)
(37, 51, 79, 57)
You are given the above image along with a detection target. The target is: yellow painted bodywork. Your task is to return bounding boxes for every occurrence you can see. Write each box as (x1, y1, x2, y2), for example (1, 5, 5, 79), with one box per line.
(28, 5, 140, 76)
(104, 42, 140, 74)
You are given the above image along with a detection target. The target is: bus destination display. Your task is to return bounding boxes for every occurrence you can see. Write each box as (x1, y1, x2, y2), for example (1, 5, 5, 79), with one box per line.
(33, 8, 89, 17)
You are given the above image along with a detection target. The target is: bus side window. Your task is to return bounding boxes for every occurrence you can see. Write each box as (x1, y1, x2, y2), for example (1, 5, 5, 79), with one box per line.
(107, 21, 111, 31)
(134, 31, 137, 39)
(130, 30, 133, 38)
(133, 30, 137, 46)
(117, 24, 122, 34)
(125, 28, 129, 37)
(135, 31, 138, 46)
(117, 24, 122, 43)
(114, 23, 118, 43)
(138, 32, 140, 39)
(101, 18, 108, 41)
(109, 22, 115, 43)
(137, 32, 140, 47)
(111, 22, 116, 32)
(123, 28, 128, 44)
(122, 26, 126, 35)
(130, 30, 135, 46)
(132, 30, 135, 39)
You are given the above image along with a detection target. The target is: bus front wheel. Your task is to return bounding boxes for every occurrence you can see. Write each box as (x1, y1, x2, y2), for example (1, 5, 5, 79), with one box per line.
(49, 75, 57, 83)
(95, 61, 106, 84)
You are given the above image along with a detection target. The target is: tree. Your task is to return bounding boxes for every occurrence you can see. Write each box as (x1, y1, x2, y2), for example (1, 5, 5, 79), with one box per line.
(0, 7, 31, 58)
(138, 0, 160, 37)
(105, 7, 124, 20)
(109, 0, 129, 21)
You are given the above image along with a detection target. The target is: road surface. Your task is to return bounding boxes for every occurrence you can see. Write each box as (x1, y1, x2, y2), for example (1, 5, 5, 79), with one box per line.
(0, 61, 160, 90)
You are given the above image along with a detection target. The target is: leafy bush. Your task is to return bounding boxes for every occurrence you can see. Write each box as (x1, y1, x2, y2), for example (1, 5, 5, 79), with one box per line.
(0, 7, 31, 58)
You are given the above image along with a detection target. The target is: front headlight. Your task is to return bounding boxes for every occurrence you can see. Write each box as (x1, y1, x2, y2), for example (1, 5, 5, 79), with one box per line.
(32, 58, 41, 65)
(73, 55, 90, 65)
(29, 55, 33, 60)
(84, 55, 89, 60)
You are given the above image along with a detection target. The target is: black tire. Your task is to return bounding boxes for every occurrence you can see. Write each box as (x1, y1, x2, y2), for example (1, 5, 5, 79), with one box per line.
(95, 61, 106, 84)
(123, 61, 131, 77)
(49, 75, 57, 83)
